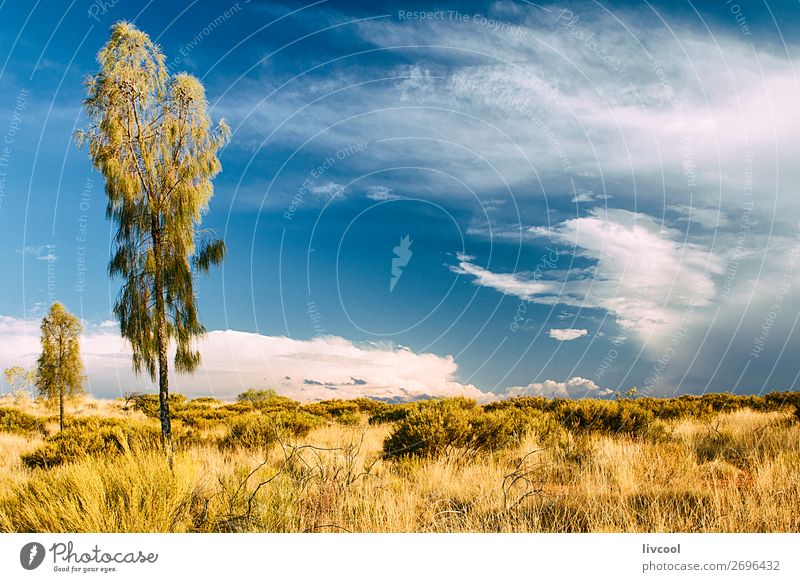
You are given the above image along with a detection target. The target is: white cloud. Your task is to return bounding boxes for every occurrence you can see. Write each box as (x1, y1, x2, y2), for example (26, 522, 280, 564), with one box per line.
(548, 328, 588, 341)
(570, 190, 598, 204)
(669, 204, 730, 229)
(450, 260, 560, 300)
(454, 208, 724, 350)
(308, 181, 344, 199)
(507, 376, 613, 399)
(0, 315, 490, 402)
(18, 245, 57, 262)
(365, 185, 399, 201)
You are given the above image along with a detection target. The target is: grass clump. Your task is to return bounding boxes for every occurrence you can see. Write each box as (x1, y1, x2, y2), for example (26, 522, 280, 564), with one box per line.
(0, 407, 47, 437)
(21, 418, 162, 469)
(0, 452, 201, 532)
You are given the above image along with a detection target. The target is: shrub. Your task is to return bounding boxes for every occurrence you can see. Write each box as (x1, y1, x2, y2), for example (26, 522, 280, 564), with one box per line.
(302, 400, 365, 425)
(484, 396, 551, 413)
(220, 415, 279, 450)
(0, 407, 47, 436)
(552, 399, 654, 436)
(236, 389, 298, 413)
(764, 391, 800, 412)
(369, 403, 414, 424)
(190, 397, 222, 406)
(220, 410, 321, 450)
(172, 406, 233, 429)
(21, 418, 162, 469)
(350, 397, 391, 415)
(220, 402, 255, 414)
(131, 393, 188, 419)
(383, 399, 474, 458)
(275, 409, 322, 436)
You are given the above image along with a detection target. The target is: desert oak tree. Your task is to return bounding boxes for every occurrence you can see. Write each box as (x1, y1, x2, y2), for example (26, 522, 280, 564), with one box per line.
(77, 22, 229, 461)
(36, 303, 85, 431)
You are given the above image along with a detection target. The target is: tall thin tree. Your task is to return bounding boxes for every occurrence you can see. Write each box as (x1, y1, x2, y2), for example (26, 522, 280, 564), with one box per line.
(36, 303, 85, 431)
(76, 22, 229, 463)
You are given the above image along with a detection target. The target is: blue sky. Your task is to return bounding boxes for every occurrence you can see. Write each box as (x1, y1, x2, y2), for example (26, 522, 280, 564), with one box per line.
(1, 0, 800, 400)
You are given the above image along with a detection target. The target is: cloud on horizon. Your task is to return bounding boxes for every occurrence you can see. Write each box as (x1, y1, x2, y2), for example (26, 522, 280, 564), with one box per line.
(0, 316, 492, 402)
(507, 376, 614, 399)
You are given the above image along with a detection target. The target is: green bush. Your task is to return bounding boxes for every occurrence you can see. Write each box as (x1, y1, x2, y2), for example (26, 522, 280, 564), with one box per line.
(350, 397, 391, 415)
(21, 418, 162, 469)
(172, 406, 233, 429)
(763, 391, 800, 412)
(190, 397, 222, 406)
(302, 399, 366, 425)
(0, 407, 47, 436)
(131, 393, 188, 419)
(236, 389, 298, 413)
(383, 399, 474, 458)
(220, 402, 255, 414)
(220, 415, 279, 450)
(552, 400, 654, 436)
(275, 409, 322, 436)
(220, 410, 321, 450)
(486, 391, 800, 422)
(382, 399, 556, 458)
(369, 403, 414, 424)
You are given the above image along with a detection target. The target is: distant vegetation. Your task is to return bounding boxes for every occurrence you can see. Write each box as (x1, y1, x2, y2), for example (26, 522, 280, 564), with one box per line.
(0, 390, 798, 532)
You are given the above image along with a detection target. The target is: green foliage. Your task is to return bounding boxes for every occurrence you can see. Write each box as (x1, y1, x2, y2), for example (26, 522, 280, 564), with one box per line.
(220, 410, 320, 450)
(190, 397, 222, 406)
(302, 399, 367, 425)
(273, 410, 322, 437)
(220, 415, 279, 451)
(349, 397, 391, 415)
(4, 366, 36, 400)
(36, 303, 85, 430)
(368, 402, 413, 424)
(488, 391, 800, 424)
(0, 407, 47, 437)
(551, 400, 655, 436)
(78, 22, 230, 382)
(236, 389, 298, 412)
(172, 406, 232, 429)
(21, 418, 162, 469)
(383, 399, 550, 458)
(220, 402, 256, 414)
(131, 393, 188, 419)
(763, 391, 800, 412)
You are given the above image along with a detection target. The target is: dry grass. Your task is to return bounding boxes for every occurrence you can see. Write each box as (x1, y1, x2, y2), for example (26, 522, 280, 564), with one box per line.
(0, 397, 798, 533)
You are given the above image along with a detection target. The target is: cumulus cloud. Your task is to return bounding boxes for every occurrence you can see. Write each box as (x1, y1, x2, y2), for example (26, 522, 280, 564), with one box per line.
(0, 315, 491, 402)
(507, 376, 614, 399)
(454, 208, 724, 350)
(548, 328, 588, 341)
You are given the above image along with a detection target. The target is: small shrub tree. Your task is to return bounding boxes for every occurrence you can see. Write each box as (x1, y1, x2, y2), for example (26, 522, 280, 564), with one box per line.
(4, 366, 36, 402)
(35, 303, 85, 431)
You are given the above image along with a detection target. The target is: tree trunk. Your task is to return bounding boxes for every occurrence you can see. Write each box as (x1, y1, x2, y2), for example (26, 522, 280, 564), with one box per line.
(152, 216, 173, 469)
(58, 333, 65, 432)
(59, 387, 64, 432)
